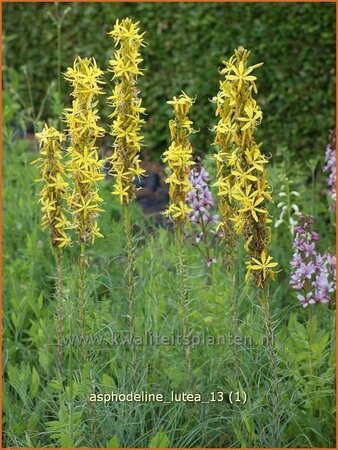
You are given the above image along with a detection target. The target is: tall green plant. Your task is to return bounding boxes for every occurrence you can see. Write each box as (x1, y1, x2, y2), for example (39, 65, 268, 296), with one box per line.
(108, 18, 147, 377)
(32, 124, 70, 372)
(64, 57, 105, 357)
(162, 92, 196, 388)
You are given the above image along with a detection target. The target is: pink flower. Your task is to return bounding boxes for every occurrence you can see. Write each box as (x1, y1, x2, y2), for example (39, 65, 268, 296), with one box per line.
(290, 213, 335, 308)
(297, 293, 316, 308)
(186, 161, 220, 268)
(323, 134, 336, 207)
(207, 258, 217, 267)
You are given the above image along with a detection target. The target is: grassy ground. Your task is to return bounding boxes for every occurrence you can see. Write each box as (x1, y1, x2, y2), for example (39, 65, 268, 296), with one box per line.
(2, 114, 335, 447)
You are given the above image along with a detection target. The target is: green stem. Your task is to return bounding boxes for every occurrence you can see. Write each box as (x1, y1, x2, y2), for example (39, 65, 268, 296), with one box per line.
(176, 225, 194, 389)
(261, 285, 281, 446)
(79, 242, 87, 360)
(199, 213, 213, 283)
(79, 243, 99, 444)
(124, 206, 136, 377)
(55, 247, 63, 374)
(78, 241, 99, 443)
(68, 312, 74, 444)
(308, 307, 314, 377)
(57, 24, 62, 100)
(23, 67, 36, 122)
(230, 270, 239, 376)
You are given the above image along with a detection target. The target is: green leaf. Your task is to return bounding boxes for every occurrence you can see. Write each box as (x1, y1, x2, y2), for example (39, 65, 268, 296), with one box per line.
(38, 349, 51, 374)
(306, 314, 317, 335)
(102, 373, 116, 389)
(288, 313, 307, 342)
(242, 412, 255, 441)
(106, 435, 120, 448)
(311, 332, 330, 354)
(27, 410, 40, 430)
(60, 434, 74, 448)
(8, 364, 27, 403)
(29, 366, 40, 399)
(149, 431, 170, 448)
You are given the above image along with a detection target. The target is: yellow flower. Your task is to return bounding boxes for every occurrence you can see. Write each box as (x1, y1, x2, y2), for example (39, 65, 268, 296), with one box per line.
(239, 196, 267, 223)
(212, 46, 278, 285)
(214, 177, 235, 199)
(231, 165, 258, 185)
(221, 48, 263, 92)
(108, 18, 147, 205)
(237, 101, 262, 131)
(244, 145, 268, 171)
(245, 251, 279, 287)
(230, 211, 245, 235)
(33, 124, 70, 248)
(164, 202, 191, 220)
(162, 92, 195, 226)
(64, 57, 105, 244)
(64, 57, 105, 101)
(167, 91, 194, 117)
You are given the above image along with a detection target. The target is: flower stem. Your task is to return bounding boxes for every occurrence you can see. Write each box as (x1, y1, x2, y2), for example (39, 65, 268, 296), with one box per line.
(230, 270, 239, 376)
(261, 285, 281, 446)
(124, 205, 136, 377)
(68, 312, 74, 444)
(200, 213, 213, 283)
(57, 23, 62, 101)
(79, 241, 87, 360)
(78, 242, 98, 443)
(23, 66, 36, 122)
(307, 307, 314, 377)
(55, 247, 63, 374)
(176, 226, 194, 389)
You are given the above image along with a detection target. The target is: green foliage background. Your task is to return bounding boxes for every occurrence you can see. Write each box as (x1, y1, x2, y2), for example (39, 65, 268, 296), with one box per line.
(3, 2, 335, 160)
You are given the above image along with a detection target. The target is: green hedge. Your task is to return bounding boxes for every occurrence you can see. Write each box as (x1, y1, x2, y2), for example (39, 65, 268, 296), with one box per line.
(3, 2, 335, 160)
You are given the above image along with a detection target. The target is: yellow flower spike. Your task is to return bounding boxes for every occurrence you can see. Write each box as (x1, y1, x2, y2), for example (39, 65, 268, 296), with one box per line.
(212, 46, 277, 286)
(64, 57, 105, 244)
(107, 19, 148, 374)
(162, 92, 196, 227)
(108, 18, 147, 205)
(212, 81, 237, 242)
(33, 124, 71, 248)
(163, 91, 196, 385)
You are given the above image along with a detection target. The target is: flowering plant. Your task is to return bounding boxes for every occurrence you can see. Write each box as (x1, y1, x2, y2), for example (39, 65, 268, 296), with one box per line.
(290, 214, 336, 308)
(162, 92, 195, 226)
(324, 131, 336, 209)
(212, 47, 277, 287)
(33, 124, 70, 248)
(64, 56, 105, 245)
(186, 161, 220, 268)
(108, 18, 147, 205)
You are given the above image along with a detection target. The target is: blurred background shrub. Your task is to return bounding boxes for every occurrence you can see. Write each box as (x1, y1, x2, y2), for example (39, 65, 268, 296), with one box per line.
(3, 2, 335, 161)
